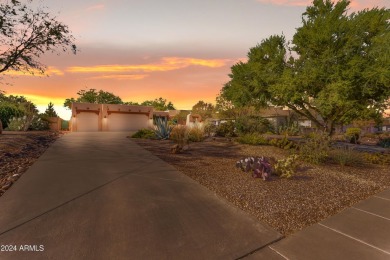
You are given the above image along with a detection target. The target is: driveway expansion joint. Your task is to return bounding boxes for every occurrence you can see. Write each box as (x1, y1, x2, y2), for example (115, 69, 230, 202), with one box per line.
(318, 223, 390, 255)
(352, 206, 390, 221)
(235, 236, 285, 259)
(0, 170, 134, 237)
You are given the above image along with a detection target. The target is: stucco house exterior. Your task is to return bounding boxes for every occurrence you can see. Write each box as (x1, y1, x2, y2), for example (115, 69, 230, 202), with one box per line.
(70, 102, 160, 132)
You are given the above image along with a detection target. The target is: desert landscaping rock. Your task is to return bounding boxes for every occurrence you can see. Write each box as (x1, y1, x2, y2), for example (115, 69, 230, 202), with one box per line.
(132, 137, 390, 236)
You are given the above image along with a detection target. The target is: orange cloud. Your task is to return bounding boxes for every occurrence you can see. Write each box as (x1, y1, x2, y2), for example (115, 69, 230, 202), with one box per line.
(67, 57, 230, 74)
(88, 74, 149, 80)
(3, 66, 64, 77)
(256, 0, 389, 9)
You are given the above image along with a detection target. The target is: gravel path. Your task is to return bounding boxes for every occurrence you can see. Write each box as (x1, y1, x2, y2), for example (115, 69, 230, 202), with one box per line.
(131, 137, 390, 236)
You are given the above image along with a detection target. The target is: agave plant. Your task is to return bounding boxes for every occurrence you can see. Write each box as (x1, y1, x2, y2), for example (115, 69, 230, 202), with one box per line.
(236, 156, 274, 181)
(154, 116, 172, 140)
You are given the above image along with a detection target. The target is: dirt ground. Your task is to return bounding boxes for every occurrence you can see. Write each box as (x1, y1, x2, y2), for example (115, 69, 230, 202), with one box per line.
(131, 137, 390, 236)
(0, 131, 61, 196)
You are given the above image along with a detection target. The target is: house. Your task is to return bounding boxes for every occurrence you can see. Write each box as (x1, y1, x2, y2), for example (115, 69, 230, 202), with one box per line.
(70, 102, 154, 132)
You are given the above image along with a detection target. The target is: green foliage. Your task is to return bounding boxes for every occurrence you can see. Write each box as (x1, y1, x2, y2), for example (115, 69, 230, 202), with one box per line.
(215, 121, 236, 137)
(6, 116, 30, 131)
(273, 154, 299, 178)
(345, 128, 362, 144)
(170, 110, 190, 125)
(235, 115, 274, 134)
(299, 131, 331, 164)
(363, 153, 390, 165)
(0, 101, 24, 128)
(378, 138, 390, 148)
(220, 0, 390, 135)
(131, 129, 156, 139)
(277, 121, 300, 136)
(64, 89, 122, 109)
(269, 137, 297, 150)
(191, 100, 214, 120)
(329, 146, 364, 167)
(61, 120, 69, 131)
(141, 97, 175, 111)
(0, 0, 77, 76)
(188, 124, 204, 142)
(237, 133, 269, 145)
(44, 102, 58, 117)
(29, 115, 50, 131)
(154, 116, 172, 140)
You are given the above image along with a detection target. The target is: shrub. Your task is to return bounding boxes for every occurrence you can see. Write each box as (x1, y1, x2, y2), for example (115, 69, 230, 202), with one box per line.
(329, 145, 364, 166)
(269, 137, 297, 150)
(345, 127, 361, 144)
(277, 121, 300, 136)
(236, 156, 274, 180)
(29, 115, 50, 130)
(203, 122, 217, 137)
(378, 138, 390, 148)
(273, 154, 299, 178)
(299, 131, 330, 164)
(235, 115, 274, 134)
(215, 121, 236, 137)
(188, 124, 204, 142)
(132, 129, 156, 139)
(6, 116, 29, 131)
(154, 116, 172, 140)
(0, 102, 24, 128)
(237, 133, 269, 145)
(363, 153, 390, 165)
(170, 125, 189, 146)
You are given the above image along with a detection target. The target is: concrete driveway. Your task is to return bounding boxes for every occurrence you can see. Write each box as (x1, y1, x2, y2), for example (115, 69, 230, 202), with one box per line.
(0, 132, 281, 259)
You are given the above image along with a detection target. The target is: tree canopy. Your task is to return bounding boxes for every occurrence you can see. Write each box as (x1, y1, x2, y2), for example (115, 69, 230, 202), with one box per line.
(141, 97, 175, 111)
(191, 100, 214, 120)
(64, 89, 123, 109)
(220, 0, 390, 134)
(0, 0, 77, 76)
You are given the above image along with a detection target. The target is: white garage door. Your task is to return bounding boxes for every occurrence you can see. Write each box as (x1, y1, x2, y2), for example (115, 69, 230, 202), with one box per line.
(76, 112, 99, 131)
(108, 113, 149, 131)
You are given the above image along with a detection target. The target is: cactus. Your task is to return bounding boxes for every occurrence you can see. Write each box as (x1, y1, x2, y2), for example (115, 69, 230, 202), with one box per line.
(236, 156, 274, 181)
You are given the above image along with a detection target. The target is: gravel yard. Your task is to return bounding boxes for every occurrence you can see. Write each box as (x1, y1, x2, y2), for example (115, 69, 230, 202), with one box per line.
(131, 137, 390, 236)
(0, 131, 60, 196)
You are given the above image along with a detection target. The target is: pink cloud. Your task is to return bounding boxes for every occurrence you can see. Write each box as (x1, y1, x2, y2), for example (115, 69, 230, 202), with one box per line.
(256, 0, 389, 10)
(86, 4, 105, 11)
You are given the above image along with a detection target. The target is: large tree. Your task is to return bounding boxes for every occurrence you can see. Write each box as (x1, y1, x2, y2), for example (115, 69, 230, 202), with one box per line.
(221, 0, 390, 135)
(64, 89, 123, 109)
(0, 0, 77, 133)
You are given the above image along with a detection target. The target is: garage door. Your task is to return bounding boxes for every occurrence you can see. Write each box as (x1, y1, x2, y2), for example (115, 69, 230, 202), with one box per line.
(76, 112, 99, 131)
(108, 113, 149, 131)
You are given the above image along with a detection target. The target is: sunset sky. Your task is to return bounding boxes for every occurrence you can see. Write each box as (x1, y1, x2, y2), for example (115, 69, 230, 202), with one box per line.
(2, 0, 389, 119)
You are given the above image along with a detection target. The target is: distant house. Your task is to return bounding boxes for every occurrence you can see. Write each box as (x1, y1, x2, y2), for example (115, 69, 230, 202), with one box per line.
(70, 102, 154, 132)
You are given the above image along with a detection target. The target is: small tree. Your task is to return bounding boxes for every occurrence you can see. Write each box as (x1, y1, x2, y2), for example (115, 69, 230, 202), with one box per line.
(44, 102, 58, 117)
(191, 100, 215, 120)
(0, 0, 77, 133)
